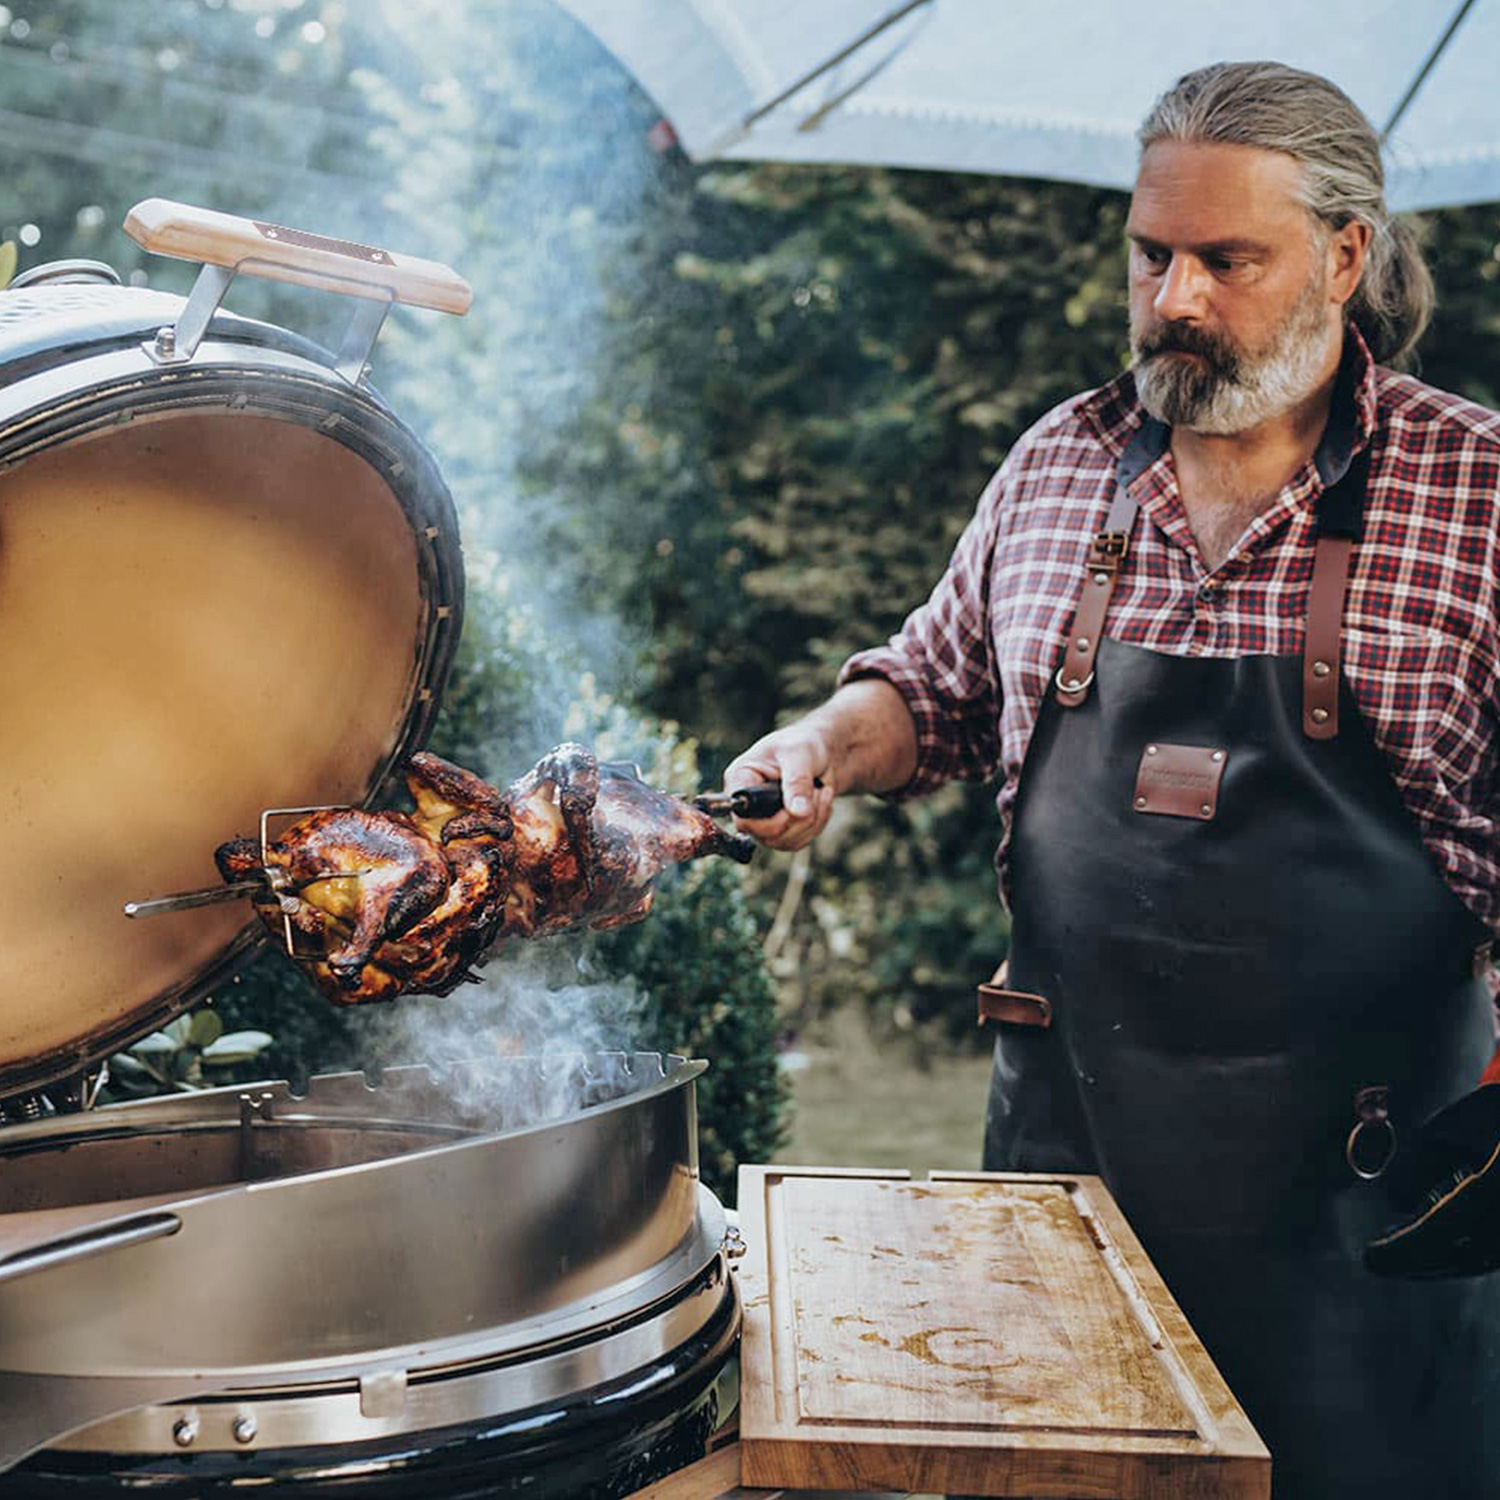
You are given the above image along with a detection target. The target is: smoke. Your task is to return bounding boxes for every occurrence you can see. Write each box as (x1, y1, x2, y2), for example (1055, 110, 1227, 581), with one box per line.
(351, 0, 666, 718)
(376, 937, 642, 1060)
(355, 934, 659, 1124)
(20, 4, 705, 1098)
(34, 0, 668, 723)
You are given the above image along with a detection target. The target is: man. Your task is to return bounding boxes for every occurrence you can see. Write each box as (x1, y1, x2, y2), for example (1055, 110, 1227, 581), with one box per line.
(726, 62, 1500, 1497)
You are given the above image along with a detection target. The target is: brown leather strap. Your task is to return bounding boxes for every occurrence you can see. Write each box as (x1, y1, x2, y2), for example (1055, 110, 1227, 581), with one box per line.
(1302, 534, 1352, 740)
(977, 983, 1053, 1028)
(1055, 484, 1139, 709)
(1057, 448, 1365, 732)
(1301, 447, 1369, 741)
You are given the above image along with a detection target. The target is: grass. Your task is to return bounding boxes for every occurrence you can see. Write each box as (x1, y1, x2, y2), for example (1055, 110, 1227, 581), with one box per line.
(772, 1007, 994, 1180)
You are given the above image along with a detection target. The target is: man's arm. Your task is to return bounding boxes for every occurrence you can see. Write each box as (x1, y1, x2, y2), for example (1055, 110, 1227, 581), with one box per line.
(724, 462, 1018, 852)
(722, 679, 918, 852)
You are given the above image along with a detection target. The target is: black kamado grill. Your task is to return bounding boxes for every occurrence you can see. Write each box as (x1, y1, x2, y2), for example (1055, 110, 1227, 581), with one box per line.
(0, 203, 741, 1496)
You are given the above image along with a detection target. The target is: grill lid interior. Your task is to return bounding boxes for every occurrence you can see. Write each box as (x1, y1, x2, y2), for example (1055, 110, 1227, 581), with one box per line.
(0, 406, 448, 1098)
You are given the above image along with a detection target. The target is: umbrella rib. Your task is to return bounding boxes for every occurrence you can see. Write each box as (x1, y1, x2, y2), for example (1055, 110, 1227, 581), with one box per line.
(1380, 0, 1478, 142)
(737, 0, 932, 131)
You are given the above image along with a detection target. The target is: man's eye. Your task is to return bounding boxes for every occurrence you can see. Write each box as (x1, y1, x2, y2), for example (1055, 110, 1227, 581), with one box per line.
(1137, 245, 1170, 270)
(1206, 254, 1253, 277)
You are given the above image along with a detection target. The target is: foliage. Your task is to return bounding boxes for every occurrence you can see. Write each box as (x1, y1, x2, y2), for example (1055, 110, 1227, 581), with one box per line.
(104, 1008, 272, 1100)
(597, 860, 788, 1200)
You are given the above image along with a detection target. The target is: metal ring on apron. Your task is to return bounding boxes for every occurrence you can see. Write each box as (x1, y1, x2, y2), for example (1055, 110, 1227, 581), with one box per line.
(1346, 1084, 1398, 1180)
(1055, 666, 1096, 696)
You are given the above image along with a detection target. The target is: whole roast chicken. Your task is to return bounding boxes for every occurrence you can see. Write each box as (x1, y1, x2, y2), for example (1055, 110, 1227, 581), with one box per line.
(215, 745, 754, 1005)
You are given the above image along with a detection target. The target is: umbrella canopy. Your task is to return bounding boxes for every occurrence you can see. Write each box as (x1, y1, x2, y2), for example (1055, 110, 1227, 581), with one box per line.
(551, 0, 1497, 211)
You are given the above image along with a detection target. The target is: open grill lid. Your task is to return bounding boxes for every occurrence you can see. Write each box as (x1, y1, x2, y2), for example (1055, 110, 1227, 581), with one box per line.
(0, 201, 471, 1104)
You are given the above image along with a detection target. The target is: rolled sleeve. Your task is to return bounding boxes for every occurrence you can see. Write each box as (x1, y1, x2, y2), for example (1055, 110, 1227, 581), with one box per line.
(838, 472, 1005, 798)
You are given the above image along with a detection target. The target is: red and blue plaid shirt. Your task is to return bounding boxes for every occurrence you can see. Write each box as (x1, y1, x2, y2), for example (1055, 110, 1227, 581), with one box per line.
(842, 329, 1500, 931)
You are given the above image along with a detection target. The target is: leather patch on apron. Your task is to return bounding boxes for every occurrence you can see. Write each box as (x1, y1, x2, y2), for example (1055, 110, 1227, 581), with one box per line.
(1132, 742, 1227, 820)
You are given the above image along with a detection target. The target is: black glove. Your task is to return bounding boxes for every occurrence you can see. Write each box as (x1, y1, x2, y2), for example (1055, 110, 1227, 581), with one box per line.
(1364, 1084, 1500, 1279)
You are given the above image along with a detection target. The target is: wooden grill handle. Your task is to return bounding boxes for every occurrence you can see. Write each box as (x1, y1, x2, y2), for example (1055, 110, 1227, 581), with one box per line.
(123, 197, 472, 315)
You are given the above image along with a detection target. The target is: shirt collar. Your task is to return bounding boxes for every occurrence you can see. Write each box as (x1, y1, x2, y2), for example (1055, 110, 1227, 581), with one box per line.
(1076, 323, 1380, 488)
(1314, 323, 1377, 485)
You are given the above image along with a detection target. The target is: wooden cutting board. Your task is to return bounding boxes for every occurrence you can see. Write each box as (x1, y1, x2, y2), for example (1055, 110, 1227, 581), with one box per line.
(736, 1167, 1269, 1498)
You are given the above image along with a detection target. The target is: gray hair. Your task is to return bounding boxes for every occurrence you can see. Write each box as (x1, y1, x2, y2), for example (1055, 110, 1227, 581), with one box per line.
(1138, 61, 1433, 368)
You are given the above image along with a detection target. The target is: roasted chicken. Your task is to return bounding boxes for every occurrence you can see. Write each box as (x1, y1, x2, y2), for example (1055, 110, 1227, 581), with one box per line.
(215, 744, 754, 1005)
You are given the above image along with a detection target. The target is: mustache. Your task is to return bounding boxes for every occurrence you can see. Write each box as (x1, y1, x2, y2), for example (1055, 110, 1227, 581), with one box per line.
(1133, 321, 1241, 376)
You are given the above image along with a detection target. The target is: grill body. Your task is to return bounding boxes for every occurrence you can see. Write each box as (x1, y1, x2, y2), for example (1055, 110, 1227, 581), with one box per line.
(0, 1057, 739, 1488)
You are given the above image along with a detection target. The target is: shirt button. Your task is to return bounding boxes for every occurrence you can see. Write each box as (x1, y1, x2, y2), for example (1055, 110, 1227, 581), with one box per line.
(1199, 580, 1220, 600)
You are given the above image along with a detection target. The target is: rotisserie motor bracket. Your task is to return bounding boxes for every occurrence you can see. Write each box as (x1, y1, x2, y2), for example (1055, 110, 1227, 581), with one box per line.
(214, 744, 756, 1005)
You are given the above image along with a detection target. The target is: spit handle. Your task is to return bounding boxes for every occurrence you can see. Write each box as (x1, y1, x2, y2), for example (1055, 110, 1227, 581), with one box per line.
(123, 198, 472, 314)
(0, 1212, 182, 1287)
(123, 879, 266, 919)
(694, 780, 822, 820)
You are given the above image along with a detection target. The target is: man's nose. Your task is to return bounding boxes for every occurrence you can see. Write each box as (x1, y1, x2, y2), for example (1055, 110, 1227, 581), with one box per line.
(1154, 255, 1208, 321)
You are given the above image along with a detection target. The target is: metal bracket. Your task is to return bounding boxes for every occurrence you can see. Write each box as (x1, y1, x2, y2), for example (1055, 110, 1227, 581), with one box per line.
(359, 1370, 408, 1420)
(335, 294, 392, 385)
(145, 262, 236, 365)
(260, 805, 351, 959)
(237, 1090, 277, 1180)
(143, 259, 390, 384)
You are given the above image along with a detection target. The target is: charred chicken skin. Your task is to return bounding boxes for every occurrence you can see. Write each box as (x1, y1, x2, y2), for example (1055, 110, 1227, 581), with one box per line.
(215, 745, 753, 1005)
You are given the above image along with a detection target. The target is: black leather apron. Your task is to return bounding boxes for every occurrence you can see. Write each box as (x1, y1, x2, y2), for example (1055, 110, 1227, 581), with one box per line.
(983, 439, 1500, 1498)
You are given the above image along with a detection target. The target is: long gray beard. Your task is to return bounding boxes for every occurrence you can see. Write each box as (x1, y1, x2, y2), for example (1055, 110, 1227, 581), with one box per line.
(1132, 279, 1332, 436)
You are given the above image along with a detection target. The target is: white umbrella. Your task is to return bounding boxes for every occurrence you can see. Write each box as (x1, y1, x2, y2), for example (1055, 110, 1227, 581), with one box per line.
(552, 0, 1496, 210)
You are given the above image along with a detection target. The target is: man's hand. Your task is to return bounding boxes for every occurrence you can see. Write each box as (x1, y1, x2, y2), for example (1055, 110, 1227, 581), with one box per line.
(1364, 1084, 1500, 1279)
(724, 721, 839, 851)
(723, 679, 919, 852)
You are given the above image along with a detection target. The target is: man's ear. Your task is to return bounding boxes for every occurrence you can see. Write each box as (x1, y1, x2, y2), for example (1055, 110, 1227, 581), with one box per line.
(1329, 219, 1372, 308)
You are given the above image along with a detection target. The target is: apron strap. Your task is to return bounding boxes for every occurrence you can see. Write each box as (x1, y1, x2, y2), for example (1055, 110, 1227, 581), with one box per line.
(1302, 449, 1370, 741)
(1054, 483, 1138, 708)
(1056, 448, 1372, 726)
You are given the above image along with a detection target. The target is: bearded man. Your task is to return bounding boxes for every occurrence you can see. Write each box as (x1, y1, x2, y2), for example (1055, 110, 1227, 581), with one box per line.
(726, 61, 1500, 1498)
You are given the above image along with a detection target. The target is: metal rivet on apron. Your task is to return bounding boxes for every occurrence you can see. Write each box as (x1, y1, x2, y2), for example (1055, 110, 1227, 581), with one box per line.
(1094, 572, 1109, 585)
(1200, 804, 1212, 817)
(1146, 744, 1158, 754)
(1312, 707, 1330, 724)
(1076, 637, 1090, 651)
(1212, 750, 1225, 762)
(1135, 796, 1147, 810)
(1313, 660, 1331, 678)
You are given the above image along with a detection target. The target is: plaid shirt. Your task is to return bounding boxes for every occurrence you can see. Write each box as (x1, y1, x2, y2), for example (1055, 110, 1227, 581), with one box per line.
(842, 329, 1500, 931)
